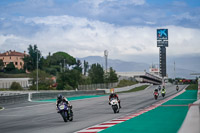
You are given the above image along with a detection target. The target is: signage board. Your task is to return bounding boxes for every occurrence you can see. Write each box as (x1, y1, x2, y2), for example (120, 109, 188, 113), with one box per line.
(157, 29, 168, 40)
(157, 41, 168, 47)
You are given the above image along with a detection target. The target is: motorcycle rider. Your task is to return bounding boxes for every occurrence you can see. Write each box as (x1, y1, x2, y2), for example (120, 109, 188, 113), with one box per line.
(176, 85, 179, 90)
(56, 94, 72, 113)
(109, 91, 121, 108)
(161, 88, 166, 95)
(158, 85, 161, 91)
(153, 88, 159, 95)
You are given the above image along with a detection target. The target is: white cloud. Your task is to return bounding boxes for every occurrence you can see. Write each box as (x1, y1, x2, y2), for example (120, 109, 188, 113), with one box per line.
(0, 15, 200, 61)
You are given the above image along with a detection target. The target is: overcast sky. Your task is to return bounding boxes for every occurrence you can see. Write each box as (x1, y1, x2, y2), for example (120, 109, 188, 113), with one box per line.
(0, 0, 200, 63)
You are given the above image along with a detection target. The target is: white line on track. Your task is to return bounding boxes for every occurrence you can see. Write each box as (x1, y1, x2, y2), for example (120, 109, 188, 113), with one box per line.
(0, 114, 24, 117)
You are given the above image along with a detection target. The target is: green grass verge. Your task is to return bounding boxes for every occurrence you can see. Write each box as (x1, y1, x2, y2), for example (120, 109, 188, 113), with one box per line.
(118, 85, 149, 93)
(116, 79, 138, 88)
(186, 84, 198, 90)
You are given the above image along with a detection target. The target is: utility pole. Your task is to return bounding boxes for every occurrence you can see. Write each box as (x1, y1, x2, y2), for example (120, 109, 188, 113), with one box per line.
(64, 59, 66, 72)
(36, 49, 38, 92)
(60, 63, 62, 72)
(104, 50, 108, 73)
(104, 50, 108, 89)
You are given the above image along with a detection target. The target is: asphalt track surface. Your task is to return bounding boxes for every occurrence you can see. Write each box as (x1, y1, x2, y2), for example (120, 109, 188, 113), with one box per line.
(0, 85, 187, 133)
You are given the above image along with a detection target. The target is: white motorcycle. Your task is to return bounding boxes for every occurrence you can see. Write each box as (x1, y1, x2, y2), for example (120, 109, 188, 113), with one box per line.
(110, 98, 120, 113)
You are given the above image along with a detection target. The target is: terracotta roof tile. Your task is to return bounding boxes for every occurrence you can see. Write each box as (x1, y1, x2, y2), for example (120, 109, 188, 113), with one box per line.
(0, 51, 28, 56)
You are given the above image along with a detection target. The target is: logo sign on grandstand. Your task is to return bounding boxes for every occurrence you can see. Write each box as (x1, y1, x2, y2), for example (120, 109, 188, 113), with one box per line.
(157, 29, 168, 40)
(150, 68, 159, 72)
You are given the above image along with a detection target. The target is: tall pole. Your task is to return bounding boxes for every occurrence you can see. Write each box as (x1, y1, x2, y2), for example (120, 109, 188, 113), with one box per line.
(60, 63, 62, 73)
(64, 59, 66, 72)
(174, 61, 176, 80)
(36, 50, 38, 92)
(104, 50, 108, 73)
(104, 50, 108, 89)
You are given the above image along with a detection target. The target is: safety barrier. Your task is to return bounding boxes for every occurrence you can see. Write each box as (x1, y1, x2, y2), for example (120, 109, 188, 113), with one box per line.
(0, 90, 105, 105)
(0, 94, 28, 105)
(31, 90, 105, 100)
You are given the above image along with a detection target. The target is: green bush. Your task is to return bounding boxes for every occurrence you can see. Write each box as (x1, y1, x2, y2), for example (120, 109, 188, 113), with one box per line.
(30, 83, 56, 90)
(10, 82, 23, 90)
(116, 79, 137, 88)
(186, 83, 198, 90)
(64, 84, 73, 90)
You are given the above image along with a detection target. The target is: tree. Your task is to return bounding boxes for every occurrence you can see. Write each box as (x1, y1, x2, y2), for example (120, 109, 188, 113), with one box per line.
(29, 69, 51, 85)
(83, 60, 89, 76)
(107, 67, 118, 83)
(49, 52, 76, 66)
(56, 69, 81, 90)
(29, 69, 53, 90)
(74, 59, 82, 73)
(23, 44, 41, 71)
(0, 59, 4, 70)
(88, 63, 104, 84)
(5, 62, 16, 72)
(10, 82, 23, 90)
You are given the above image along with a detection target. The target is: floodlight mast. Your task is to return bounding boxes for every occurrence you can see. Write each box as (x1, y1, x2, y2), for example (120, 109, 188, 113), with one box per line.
(104, 50, 108, 73)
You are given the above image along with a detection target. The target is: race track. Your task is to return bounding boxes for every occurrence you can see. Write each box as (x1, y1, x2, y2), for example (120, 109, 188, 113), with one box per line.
(0, 85, 187, 133)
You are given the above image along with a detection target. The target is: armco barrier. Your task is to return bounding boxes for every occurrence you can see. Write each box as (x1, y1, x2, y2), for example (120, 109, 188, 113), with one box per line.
(0, 94, 28, 105)
(31, 90, 105, 100)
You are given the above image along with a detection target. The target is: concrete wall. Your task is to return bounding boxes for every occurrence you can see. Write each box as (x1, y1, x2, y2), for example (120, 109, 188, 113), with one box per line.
(0, 90, 105, 105)
(0, 78, 31, 88)
(31, 90, 105, 100)
(0, 94, 28, 105)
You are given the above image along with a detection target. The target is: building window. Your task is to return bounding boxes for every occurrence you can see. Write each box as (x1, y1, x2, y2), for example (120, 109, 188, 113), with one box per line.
(15, 62, 18, 65)
(20, 62, 22, 66)
(10, 57, 11, 59)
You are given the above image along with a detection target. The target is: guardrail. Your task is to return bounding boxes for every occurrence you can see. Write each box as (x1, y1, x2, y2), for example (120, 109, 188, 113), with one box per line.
(0, 90, 105, 105)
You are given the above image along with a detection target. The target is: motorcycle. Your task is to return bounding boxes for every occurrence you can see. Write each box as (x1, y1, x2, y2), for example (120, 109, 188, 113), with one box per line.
(154, 91, 159, 100)
(161, 92, 165, 97)
(176, 87, 179, 91)
(110, 98, 120, 113)
(57, 102, 73, 122)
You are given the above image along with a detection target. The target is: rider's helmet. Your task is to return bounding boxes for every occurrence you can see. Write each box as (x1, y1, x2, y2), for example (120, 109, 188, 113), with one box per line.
(57, 94, 63, 100)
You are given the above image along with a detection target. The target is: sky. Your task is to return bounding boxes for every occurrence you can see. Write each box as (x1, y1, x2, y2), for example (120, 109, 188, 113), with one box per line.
(0, 0, 200, 65)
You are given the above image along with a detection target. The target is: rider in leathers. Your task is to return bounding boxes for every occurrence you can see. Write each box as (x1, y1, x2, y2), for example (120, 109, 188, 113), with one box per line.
(109, 92, 121, 108)
(56, 94, 72, 113)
